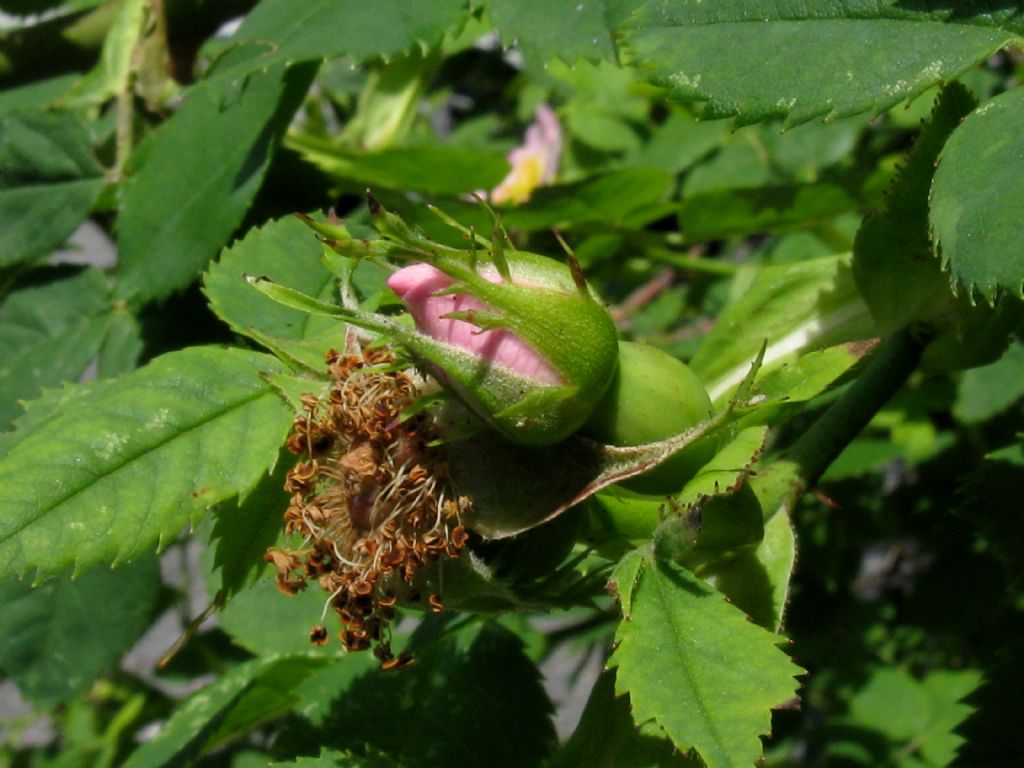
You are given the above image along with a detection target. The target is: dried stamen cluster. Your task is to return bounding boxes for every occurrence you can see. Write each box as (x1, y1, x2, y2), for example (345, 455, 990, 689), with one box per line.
(265, 345, 470, 667)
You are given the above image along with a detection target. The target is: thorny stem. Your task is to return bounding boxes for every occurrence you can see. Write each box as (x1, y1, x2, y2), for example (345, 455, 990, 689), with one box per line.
(783, 326, 927, 494)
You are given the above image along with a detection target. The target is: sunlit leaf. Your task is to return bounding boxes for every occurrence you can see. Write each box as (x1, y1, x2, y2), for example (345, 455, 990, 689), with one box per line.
(621, 1, 1018, 126)
(0, 347, 293, 580)
(610, 548, 803, 767)
(203, 214, 350, 371)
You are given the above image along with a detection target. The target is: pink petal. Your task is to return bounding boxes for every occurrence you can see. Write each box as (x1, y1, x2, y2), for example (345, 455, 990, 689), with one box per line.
(387, 264, 562, 385)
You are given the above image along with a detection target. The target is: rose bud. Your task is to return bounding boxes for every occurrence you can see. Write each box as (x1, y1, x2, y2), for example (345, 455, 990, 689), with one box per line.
(260, 199, 620, 447)
(384, 246, 619, 447)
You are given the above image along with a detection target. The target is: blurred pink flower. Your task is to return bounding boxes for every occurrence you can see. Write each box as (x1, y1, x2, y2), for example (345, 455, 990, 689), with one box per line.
(490, 104, 562, 205)
(387, 263, 561, 385)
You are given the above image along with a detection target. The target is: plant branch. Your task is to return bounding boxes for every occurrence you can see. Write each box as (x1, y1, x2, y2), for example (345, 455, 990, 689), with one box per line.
(783, 327, 927, 493)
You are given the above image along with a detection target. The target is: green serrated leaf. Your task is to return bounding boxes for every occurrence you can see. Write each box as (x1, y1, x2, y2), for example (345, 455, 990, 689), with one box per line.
(0, 378, 102, 459)
(228, 0, 466, 75)
(931, 86, 1024, 301)
(204, 215, 350, 370)
(691, 254, 875, 406)
(0, 555, 159, 705)
(115, 63, 316, 305)
(653, 428, 770, 572)
(621, 1, 1016, 126)
(208, 450, 292, 598)
(0, 110, 105, 266)
(0, 347, 293, 580)
(0, 267, 112, 429)
(488, 0, 620, 64)
(122, 653, 328, 768)
(286, 138, 509, 197)
(610, 549, 803, 768)
(854, 83, 977, 334)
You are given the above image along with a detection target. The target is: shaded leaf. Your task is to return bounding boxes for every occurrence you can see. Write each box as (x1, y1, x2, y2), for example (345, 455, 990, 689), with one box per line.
(272, 749, 407, 767)
(0, 109, 104, 266)
(122, 654, 328, 768)
(679, 182, 859, 241)
(653, 428, 769, 573)
(0, 347, 293, 580)
(208, 450, 292, 598)
(229, 0, 466, 75)
(621, 1, 1017, 126)
(610, 548, 803, 767)
(301, 622, 556, 768)
(931, 86, 1024, 301)
(954, 341, 1024, 423)
(0, 555, 160, 705)
(854, 83, 977, 334)
(115, 63, 315, 304)
(0, 267, 112, 429)
(705, 510, 797, 632)
(551, 669, 693, 768)
(826, 666, 982, 767)
(0, 74, 79, 115)
(97, 307, 144, 377)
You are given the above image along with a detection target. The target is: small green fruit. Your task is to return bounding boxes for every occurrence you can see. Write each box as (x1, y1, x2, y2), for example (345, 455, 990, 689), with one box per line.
(586, 341, 714, 495)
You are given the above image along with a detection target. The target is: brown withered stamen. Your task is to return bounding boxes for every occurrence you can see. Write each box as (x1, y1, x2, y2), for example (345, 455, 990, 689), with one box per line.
(266, 344, 471, 666)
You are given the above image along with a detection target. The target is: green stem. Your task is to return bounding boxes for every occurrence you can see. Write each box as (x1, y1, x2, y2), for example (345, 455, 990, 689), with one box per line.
(643, 244, 740, 277)
(113, 69, 135, 182)
(784, 327, 926, 492)
(0, 0, 256, 88)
